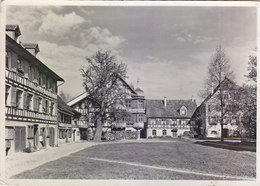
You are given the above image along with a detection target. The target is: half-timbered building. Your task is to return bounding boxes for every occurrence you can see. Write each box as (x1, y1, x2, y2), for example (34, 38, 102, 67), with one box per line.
(5, 25, 64, 154)
(146, 98, 197, 138)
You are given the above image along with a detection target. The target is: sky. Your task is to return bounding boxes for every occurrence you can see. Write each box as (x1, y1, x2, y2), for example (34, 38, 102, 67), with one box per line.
(6, 5, 257, 104)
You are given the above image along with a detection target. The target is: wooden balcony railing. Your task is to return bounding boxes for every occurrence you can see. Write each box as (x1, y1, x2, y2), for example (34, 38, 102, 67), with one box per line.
(6, 106, 57, 123)
(5, 69, 57, 99)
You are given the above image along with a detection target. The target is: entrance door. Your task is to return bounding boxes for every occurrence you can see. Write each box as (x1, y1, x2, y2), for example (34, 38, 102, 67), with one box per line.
(223, 129, 229, 138)
(42, 128, 46, 147)
(34, 125, 39, 148)
(73, 130, 75, 141)
(15, 126, 26, 152)
(49, 127, 55, 147)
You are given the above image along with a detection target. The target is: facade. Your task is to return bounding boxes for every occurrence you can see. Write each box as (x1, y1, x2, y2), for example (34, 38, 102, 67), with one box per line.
(146, 98, 197, 138)
(190, 78, 245, 138)
(67, 79, 146, 140)
(5, 25, 64, 155)
(57, 96, 81, 144)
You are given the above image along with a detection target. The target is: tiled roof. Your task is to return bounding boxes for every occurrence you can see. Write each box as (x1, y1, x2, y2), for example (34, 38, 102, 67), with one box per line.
(146, 99, 197, 118)
(57, 96, 81, 116)
(6, 34, 64, 81)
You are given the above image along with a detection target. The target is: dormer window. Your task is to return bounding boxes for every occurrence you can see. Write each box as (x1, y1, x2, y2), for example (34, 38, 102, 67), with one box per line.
(180, 106, 187, 115)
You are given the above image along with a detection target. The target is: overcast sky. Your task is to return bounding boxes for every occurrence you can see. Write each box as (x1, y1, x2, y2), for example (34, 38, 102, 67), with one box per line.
(6, 5, 256, 104)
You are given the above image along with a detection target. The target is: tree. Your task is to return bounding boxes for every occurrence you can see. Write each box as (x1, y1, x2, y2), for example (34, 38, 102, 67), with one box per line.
(81, 50, 129, 141)
(59, 91, 72, 103)
(241, 50, 257, 140)
(200, 45, 237, 142)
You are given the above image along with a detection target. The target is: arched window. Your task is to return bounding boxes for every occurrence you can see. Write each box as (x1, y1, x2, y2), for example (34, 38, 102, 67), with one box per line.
(180, 106, 187, 115)
(152, 130, 156, 136)
(163, 129, 167, 136)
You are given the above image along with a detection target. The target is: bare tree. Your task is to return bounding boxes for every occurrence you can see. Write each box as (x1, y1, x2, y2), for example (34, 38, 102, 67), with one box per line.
(81, 50, 129, 141)
(200, 45, 238, 142)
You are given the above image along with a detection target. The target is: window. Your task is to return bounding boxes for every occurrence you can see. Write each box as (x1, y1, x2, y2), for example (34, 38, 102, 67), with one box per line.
(208, 105, 211, 112)
(27, 94, 33, 110)
(223, 94, 229, 99)
(50, 102, 55, 115)
(16, 90, 23, 108)
(43, 100, 49, 114)
(152, 130, 156, 136)
(138, 114, 143, 122)
(5, 85, 10, 105)
(163, 129, 167, 136)
(180, 106, 187, 115)
(28, 126, 34, 138)
(138, 100, 144, 109)
(17, 59, 23, 74)
(150, 119, 155, 124)
(6, 51, 10, 69)
(211, 131, 217, 134)
(38, 71, 42, 86)
(38, 97, 42, 113)
(125, 100, 131, 108)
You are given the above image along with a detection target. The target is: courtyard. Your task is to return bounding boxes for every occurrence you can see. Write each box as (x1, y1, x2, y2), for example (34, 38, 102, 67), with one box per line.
(10, 139, 256, 180)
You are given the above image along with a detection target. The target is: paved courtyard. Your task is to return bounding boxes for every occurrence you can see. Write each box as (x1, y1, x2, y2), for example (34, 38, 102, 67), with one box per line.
(6, 139, 256, 180)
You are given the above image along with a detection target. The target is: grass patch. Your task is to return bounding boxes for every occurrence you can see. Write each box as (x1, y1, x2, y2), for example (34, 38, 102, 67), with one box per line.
(12, 140, 256, 179)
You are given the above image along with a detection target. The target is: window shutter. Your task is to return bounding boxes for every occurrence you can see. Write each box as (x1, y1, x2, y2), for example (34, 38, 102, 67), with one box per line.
(23, 92, 28, 109)
(42, 98, 46, 113)
(10, 86, 17, 107)
(33, 95, 38, 111)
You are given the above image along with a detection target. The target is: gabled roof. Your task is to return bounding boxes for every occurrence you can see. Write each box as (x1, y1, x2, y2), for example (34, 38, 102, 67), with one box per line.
(67, 78, 137, 106)
(67, 92, 88, 106)
(6, 34, 64, 81)
(200, 77, 237, 105)
(6, 25, 21, 36)
(57, 96, 81, 116)
(146, 99, 197, 118)
(118, 76, 137, 94)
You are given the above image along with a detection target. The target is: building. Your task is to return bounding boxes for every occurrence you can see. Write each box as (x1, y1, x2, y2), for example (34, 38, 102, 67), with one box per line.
(146, 98, 197, 138)
(57, 96, 81, 144)
(190, 78, 245, 138)
(5, 25, 64, 154)
(67, 79, 146, 140)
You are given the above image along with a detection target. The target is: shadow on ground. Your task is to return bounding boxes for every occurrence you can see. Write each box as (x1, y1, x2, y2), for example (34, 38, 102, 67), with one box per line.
(194, 141, 256, 152)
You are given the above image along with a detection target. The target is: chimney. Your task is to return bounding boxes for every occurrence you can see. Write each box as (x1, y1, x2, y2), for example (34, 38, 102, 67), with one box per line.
(6, 25, 21, 42)
(23, 43, 40, 57)
(164, 97, 167, 107)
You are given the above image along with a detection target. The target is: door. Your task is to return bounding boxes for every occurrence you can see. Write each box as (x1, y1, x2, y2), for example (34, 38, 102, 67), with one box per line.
(73, 130, 75, 141)
(15, 126, 26, 152)
(49, 127, 55, 147)
(34, 125, 39, 148)
(42, 128, 46, 147)
(223, 129, 229, 138)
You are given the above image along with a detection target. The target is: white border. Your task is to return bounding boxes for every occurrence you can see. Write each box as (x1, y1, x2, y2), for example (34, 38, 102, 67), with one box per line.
(0, 1, 259, 186)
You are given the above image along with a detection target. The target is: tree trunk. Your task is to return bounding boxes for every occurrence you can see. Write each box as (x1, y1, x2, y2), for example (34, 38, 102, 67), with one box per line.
(93, 118, 103, 141)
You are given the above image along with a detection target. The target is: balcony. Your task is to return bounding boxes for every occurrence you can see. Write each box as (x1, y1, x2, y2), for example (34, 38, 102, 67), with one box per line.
(5, 69, 57, 99)
(6, 106, 57, 123)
